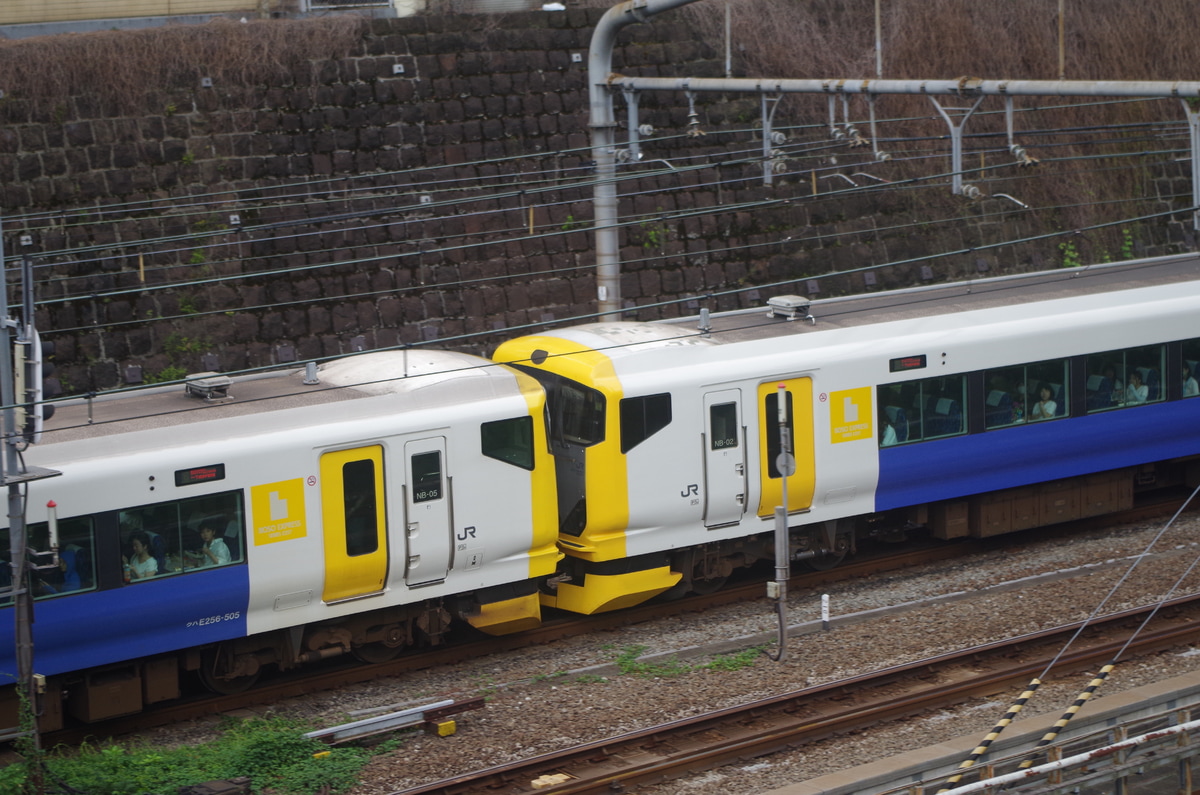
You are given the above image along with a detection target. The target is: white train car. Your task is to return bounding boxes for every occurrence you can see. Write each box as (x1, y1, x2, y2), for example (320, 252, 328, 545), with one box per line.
(496, 255, 1200, 600)
(2, 350, 558, 728)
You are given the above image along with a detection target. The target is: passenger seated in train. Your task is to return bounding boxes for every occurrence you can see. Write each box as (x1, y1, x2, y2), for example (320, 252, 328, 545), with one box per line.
(1030, 384, 1057, 420)
(185, 520, 232, 569)
(879, 410, 898, 446)
(56, 545, 83, 592)
(1125, 371, 1148, 404)
(1183, 365, 1198, 398)
(124, 531, 159, 581)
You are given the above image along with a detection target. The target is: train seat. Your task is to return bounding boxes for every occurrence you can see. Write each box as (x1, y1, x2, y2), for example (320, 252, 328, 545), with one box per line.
(885, 405, 908, 442)
(1086, 374, 1112, 410)
(985, 389, 1012, 427)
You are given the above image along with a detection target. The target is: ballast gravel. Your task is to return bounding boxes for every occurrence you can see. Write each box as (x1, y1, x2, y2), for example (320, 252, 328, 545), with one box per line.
(142, 511, 1200, 795)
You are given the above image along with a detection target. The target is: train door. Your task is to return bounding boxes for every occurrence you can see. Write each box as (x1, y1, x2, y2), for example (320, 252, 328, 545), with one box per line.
(703, 390, 746, 527)
(403, 437, 452, 587)
(756, 378, 816, 517)
(320, 445, 388, 604)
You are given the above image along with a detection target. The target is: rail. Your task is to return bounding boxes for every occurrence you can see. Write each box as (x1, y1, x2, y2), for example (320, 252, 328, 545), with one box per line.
(387, 594, 1200, 795)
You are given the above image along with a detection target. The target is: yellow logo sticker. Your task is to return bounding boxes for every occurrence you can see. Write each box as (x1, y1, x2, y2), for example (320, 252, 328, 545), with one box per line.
(830, 387, 873, 443)
(250, 479, 307, 545)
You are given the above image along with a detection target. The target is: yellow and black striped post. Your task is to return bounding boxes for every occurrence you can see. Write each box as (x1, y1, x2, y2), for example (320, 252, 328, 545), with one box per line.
(936, 678, 1042, 793)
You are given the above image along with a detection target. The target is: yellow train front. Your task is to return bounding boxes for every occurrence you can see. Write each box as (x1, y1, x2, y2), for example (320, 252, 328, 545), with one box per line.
(496, 257, 1200, 614)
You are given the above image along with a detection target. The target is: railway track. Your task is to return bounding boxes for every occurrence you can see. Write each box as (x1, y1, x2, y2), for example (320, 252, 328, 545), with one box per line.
(390, 594, 1200, 795)
(37, 496, 1188, 746)
(39, 540, 961, 745)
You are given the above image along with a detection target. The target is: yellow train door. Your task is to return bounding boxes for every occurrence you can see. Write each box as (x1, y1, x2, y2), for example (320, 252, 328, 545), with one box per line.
(756, 378, 816, 517)
(320, 445, 389, 604)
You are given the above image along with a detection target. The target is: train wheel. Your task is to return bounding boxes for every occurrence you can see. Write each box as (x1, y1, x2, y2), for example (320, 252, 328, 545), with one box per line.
(803, 550, 846, 571)
(198, 646, 260, 695)
(352, 624, 407, 663)
(689, 574, 729, 594)
(352, 642, 405, 663)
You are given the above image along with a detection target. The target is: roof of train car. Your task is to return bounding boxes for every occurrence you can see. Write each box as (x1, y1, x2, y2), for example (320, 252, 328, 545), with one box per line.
(31, 254, 1200, 448)
(658, 254, 1200, 342)
(36, 349, 523, 447)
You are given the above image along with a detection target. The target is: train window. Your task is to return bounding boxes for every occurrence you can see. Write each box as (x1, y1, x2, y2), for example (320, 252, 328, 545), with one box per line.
(179, 492, 244, 569)
(709, 402, 739, 450)
(764, 390, 793, 478)
(554, 381, 606, 447)
(512, 369, 606, 448)
(481, 416, 535, 470)
(0, 517, 97, 604)
(1086, 344, 1165, 412)
(1182, 339, 1200, 398)
(984, 359, 1069, 428)
(877, 374, 967, 444)
(343, 459, 380, 556)
(120, 503, 181, 583)
(411, 451, 443, 504)
(619, 393, 672, 453)
(120, 490, 245, 580)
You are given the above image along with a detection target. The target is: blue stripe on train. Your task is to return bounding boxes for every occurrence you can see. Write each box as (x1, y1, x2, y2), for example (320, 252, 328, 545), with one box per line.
(0, 564, 249, 681)
(876, 400, 1200, 511)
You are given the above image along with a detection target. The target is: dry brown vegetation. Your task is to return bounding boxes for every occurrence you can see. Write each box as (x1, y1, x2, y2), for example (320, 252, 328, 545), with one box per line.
(670, 0, 1199, 254)
(0, 15, 365, 115)
(675, 0, 1198, 82)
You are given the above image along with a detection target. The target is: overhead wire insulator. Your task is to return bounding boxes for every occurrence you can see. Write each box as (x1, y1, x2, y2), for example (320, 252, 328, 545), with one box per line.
(1011, 144, 1040, 167)
(685, 91, 705, 137)
(637, 123, 655, 137)
(961, 184, 983, 200)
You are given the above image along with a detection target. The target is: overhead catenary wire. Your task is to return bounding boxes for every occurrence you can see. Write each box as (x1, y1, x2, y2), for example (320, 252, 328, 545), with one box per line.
(21, 124, 1190, 305)
(14, 199, 1190, 432)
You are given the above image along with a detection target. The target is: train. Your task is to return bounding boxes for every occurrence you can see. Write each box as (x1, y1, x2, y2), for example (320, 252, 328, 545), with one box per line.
(4, 253, 1200, 733)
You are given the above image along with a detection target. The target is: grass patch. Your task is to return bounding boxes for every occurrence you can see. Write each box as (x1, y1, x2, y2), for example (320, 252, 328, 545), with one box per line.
(1, 716, 382, 795)
(610, 644, 766, 678)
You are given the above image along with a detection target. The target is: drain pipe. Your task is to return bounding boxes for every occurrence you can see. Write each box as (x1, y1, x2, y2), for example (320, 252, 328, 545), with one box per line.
(590, 0, 699, 318)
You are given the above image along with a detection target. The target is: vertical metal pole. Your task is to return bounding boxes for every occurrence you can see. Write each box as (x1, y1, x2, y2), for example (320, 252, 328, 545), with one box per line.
(761, 94, 782, 186)
(929, 96, 985, 195)
(724, 2, 731, 78)
(588, 0, 701, 319)
(874, 0, 882, 79)
(624, 89, 642, 162)
(1181, 100, 1200, 235)
(771, 383, 791, 661)
(1058, 0, 1066, 81)
(1, 216, 39, 761)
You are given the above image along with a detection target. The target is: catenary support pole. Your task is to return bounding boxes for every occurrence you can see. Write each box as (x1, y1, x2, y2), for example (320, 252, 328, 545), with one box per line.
(589, 0, 699, 318)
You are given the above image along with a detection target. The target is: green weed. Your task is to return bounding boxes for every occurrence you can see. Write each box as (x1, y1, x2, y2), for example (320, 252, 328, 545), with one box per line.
(609, 644, 765, 678)
(3, 716, 375, 795)
(1058, 239, 1081, 268)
